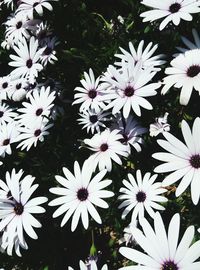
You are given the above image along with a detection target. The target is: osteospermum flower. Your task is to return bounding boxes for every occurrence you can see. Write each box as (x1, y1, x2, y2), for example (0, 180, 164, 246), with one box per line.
(49, 161, 114, 231)
(115, 40, 165, 70)
(162, 49, 200, 105)
(16, 118, 53, 151)
(77, 109, 110, 134)
(149, 112, 170, 137)
(153, 117, 200, 205)
(7, 78, 28, 101)
(0, 103, 17, 124)
(118, 170, 167, 222)
(0, 169, 47, 250)
(119, 212, 200, 270)
(68, 260, 108, 270)
(0, 76, 11, 100)
(140, 0, 200, 31)
(39, 36, 59, 66)
(73, 68, 107, 112)
(84, 129, 129, 172)
(102, 63, 161, 118)
(9, 36, 44, 83)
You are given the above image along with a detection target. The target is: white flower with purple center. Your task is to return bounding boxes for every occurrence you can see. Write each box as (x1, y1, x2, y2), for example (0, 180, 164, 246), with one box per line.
(0, 103, 17, 125)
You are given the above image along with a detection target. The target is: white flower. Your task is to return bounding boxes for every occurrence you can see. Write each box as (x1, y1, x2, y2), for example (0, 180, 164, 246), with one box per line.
(49, 160, 114, 231)
(7, 78, 28, 101)
(0, 76, 11, 100)
(0, 102, 17, 124)
(16, 0, 54, 19)
(119, 212, 200, 270)
(102, 63, 161, 118)
(140, 0, 200, 31)
(153, 117, 200, 205)
(162, 49, 200, 105)
(111, 115, 147, 152)
(176, 28, 200, 54)
(150, 112, 170, 137)
(9, 36, 44, 84)
(68, 260, 108, 270)
(0, 169, 47, 250)
(77, 109, 110, 134)
(115, 40, 165, 71)
(73, 68, 107, 112)
(39, 36, 59, 66)
(118, 170, 167, 222)
(17, 86, 56, 125)
(84, 129, 129, 172)
(0, 122, 19, 158)
(4, 13, 30, 46)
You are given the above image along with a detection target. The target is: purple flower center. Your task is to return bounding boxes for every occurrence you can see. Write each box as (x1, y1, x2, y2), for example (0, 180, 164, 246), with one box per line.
(77, 188, 88, 201)
(88, 89, 97, 99)
(14, 202, 24, 215)
(169, 3, 181, 13)
(16, 21, 22, 29)
(136, 191, 146, 202)
(26, 59, 33, 68)
(161, 261, 178, 270)
(89, 115, 98, 123)
(0, 111, 4, 117)
(3, 139, 10, 146)
(44, 47, 52, 55)
(34, 129, 41, 137)
(100, 143, 108, 152)
(124, 86, 134, 97)
(35, 108, 43, 116)
(190, 154, 200, 169)
(2, 82, 8, 89)
(187, 65, 200, 78)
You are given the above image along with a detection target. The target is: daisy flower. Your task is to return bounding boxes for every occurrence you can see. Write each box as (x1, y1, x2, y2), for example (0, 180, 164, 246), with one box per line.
(119, 212, 200, 270)
(77, 109, 110, 134)
(162, 49, 200, 105)
(17, 86, 56, 125)
(0, 122, 19, 158)
(16, 118, 53, 151)
(153, 117, 200, 205)
(7, 78, 28, 101)
(49, 160, 114, 231)
(68, 260, 108, 270)
(115, 40, 165, 70)
(118, 170, 167, 222)
(0, 103, 17, 124)
(102, 63, 161, 118)
(9, 36, 44, 84)
(140, 0, 200, 31)
(111, 115, 147, 152)
(0, 76, 11, 100)
(73, 68, 107, 112)
(84, 129, 129, 172)
(0, 169, 48, 248)
(16, 0, 55, 19)
(39, 36, 59, 66)
(149, 112, 170, 137)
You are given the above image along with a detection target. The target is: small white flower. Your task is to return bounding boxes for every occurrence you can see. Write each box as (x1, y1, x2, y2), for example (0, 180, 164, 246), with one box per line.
(84, 129, 129, 172)
(0, 76, 11, 100)
(0, 103, 17, 125)
(40, 36, 59, 66)
(140, 0, 200, 31)
(153, 117, 200, 205)
(150, 112, 170, 137)
(7, 78, 28, 101)
(73, 68, 107, 112)
(68, 260, 108, 270)
(9, 36, 44, 84)
(162, 49, 200, 105)
(118, 170, 167, 222)
(119, 212, 200, 270)
(49, 160, 114, 231)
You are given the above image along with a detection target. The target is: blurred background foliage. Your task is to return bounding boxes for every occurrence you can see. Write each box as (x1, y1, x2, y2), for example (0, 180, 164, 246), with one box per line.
(0, 0, 200, 269)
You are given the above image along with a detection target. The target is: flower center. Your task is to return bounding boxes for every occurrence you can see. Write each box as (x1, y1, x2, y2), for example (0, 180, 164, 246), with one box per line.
(44, 47, 52, 55)
(89, 115, 98, 123)
(187, 65, 200, 78)
(26, 59, 33, 68)
(34, 129, 41, 137)
(124, 86, 134, 97)
(77, 188, 88, 201)
(3, 139, 10, 146)
(100, 143, 108, 152)
(16, 21, 22, 29)
(136, 191, 146, 202)
(14, 202, 24, 215)
(0, 111, 4, 117)
(35, 108, 43, 116)
(16, 83, 22, 90)
(88, 89, 97, 99)
(161, 261, 178, 270)
(169, 3, 181, 13)
(190, 154, 200, 169)
(2, 82, 8, 89)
